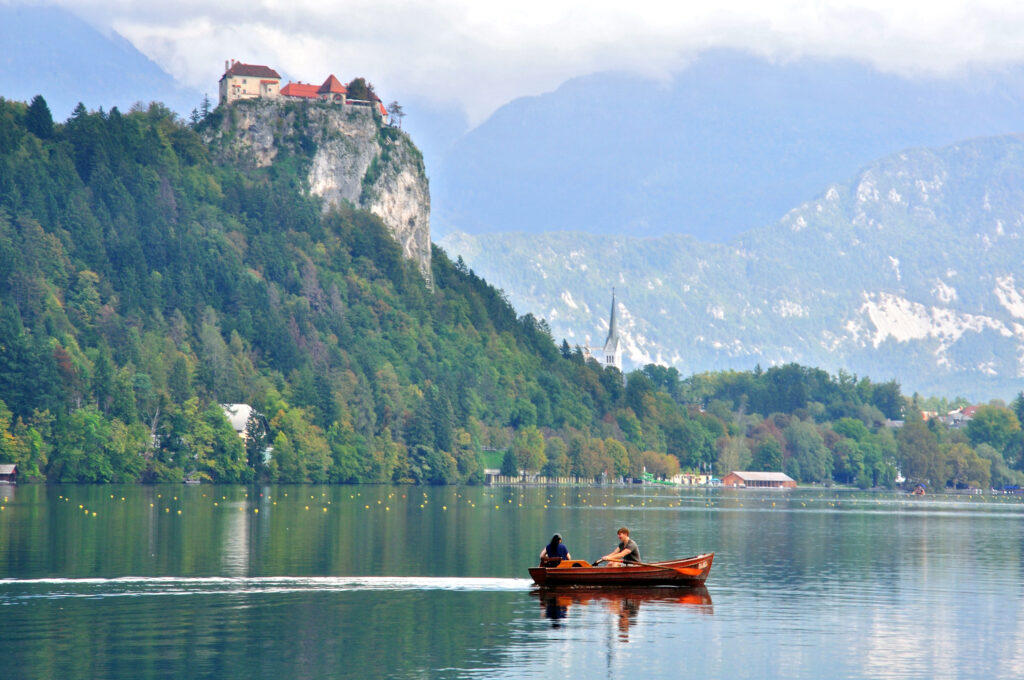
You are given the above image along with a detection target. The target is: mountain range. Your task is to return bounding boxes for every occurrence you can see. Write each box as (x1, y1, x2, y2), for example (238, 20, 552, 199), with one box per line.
(6, 5, 1024, 399)
(441, 134, 1024, 400)
(430, 51, 1024, 241)
(0, 5, 203, 120)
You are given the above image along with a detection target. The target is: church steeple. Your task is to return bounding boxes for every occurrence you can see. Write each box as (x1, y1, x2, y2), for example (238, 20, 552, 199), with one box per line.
(602, 288, 622, 371)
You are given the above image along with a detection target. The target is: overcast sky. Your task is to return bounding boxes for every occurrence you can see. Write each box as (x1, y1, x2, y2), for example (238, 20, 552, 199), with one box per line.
(46, 0, 1024, 124)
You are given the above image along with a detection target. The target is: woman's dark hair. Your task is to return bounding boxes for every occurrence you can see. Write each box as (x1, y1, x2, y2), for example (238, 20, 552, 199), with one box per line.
(546, 534, 562, 554)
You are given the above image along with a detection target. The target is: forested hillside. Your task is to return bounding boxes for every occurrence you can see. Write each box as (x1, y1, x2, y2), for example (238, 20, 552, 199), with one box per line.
(1, 95, 1022, 492)
(0, 95, 680, 484)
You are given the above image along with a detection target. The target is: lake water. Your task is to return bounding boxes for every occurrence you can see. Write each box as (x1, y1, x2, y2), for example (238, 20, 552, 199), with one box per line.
(1, 484, 1022, 679)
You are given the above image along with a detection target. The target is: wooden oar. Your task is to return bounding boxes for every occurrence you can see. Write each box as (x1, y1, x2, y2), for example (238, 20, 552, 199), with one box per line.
(604, 558, 703, 577)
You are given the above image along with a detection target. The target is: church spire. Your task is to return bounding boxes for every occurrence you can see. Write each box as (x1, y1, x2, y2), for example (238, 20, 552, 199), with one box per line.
(602, 288, 621, 371)
(605, 288, 618, 347)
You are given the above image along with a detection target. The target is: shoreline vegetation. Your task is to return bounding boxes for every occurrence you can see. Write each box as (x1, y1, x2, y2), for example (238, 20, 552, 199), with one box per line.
(2, 96, 1024, 491)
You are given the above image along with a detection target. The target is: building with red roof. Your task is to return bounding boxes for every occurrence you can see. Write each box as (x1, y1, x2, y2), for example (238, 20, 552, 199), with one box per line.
(316, 75, 348, 103)
(280, 82, 320, 100)
(219, 61, 388, 123)
(219, 60, 282, 104)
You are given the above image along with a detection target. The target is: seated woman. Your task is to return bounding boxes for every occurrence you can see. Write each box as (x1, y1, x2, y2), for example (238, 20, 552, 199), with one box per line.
(539, 533, 571, 566)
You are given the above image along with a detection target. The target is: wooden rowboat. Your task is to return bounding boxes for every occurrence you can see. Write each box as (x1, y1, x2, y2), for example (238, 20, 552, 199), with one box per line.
(528, 552, 714, 587)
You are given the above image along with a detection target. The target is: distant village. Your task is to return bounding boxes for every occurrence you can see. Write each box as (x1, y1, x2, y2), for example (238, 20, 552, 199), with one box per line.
(218, 59, 389, 120)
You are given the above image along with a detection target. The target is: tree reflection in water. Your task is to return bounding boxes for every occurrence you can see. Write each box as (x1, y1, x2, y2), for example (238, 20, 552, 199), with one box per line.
(534, 586, 713, 638)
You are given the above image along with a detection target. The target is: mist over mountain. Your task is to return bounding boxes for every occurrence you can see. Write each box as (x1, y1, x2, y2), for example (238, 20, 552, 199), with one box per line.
(440, 133, 1024, 400)
(0, 5, 203, 120)
(431, 50, 1024, 241)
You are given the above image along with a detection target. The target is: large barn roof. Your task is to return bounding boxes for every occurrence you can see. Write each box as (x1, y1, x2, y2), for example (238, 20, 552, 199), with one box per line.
(728, 471, 795, 483)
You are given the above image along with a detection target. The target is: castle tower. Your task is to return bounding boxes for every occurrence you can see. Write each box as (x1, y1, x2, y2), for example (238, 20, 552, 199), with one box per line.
(602, 289, 622, 372)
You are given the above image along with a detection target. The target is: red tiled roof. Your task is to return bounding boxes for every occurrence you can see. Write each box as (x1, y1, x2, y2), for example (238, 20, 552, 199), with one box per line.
(280, 82, 320, 98)
(317, 75, 347, 95)
(962, 405, 981, 418)
(222, 62, 281, 79)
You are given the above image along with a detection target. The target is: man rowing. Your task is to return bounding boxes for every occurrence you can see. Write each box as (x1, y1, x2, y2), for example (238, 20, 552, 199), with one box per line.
(601, 527, 640, 566)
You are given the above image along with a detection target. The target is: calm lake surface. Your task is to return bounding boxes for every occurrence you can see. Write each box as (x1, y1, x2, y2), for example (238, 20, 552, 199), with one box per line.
(1, 484, 1023, 679)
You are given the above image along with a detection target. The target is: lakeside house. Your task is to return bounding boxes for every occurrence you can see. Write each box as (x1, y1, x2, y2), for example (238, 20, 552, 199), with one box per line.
(221, 403, 255, 439)
(721, 471, 797, 488)
(943, 405, 981, 428)
(0, 463, 16, 483)
(221, 404, 272, 464)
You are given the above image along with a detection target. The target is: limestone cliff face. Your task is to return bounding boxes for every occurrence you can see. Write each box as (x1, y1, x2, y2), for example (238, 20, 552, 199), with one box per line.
(205, 100, 431, 279)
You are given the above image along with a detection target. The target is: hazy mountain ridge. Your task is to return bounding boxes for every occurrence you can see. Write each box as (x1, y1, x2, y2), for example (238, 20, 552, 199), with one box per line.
(431, 50, 1024, 241)
(0, 5, 203, 120)
(440, 134, 1024, 399)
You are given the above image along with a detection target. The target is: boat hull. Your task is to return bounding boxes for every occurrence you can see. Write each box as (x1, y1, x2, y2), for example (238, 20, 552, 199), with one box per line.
(529, 553, 714, 587)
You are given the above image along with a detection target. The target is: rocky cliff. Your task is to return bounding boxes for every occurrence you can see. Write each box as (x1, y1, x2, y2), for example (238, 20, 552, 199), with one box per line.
(204, 100, 431, 279)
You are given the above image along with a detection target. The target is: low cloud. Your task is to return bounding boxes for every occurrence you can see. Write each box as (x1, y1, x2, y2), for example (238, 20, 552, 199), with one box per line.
(51, 0, 1024, 124)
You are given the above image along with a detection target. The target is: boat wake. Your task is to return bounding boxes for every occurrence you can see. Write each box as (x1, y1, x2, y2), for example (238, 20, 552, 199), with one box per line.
(0, 575, 533, 602)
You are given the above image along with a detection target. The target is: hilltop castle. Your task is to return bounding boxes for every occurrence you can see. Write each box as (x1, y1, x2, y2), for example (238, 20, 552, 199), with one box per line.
(218, 60, 388, 118)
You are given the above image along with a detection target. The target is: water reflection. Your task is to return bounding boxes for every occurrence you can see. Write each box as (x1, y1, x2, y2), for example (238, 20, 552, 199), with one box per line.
(4, 485, 1024, 680)
(533, 586, 713, 638)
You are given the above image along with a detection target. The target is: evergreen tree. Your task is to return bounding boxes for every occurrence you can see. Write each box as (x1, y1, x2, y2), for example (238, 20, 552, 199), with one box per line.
(25, 95, 53, 139)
